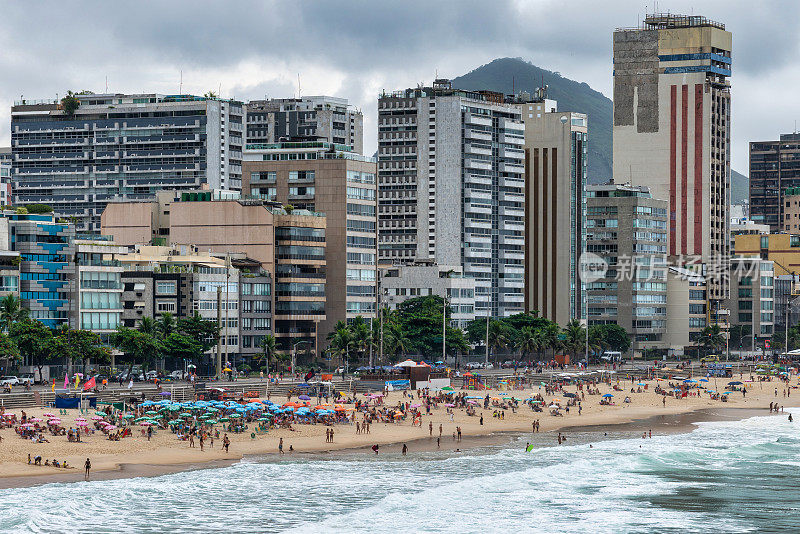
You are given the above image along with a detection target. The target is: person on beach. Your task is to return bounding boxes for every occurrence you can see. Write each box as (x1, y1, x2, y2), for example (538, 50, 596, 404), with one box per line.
(372, 444, 379, 455)
(199, 433, 205, 451)
(437, 437, 440, 448)
(279, 437, 284, 454)
(789, 413, 793, 422)
(480, 414, 483, 426)
(84, 458, 91, 480)
(429, 421, 433, 436)
(402, 443, 408, 456)
(439, 424, 442, 438)
(223, 434, 230, 453)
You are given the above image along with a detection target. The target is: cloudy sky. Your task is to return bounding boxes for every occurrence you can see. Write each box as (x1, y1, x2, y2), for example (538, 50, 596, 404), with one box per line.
(1, 0, 797, 173)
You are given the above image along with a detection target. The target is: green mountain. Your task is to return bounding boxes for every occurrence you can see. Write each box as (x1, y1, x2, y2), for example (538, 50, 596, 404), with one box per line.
(452, 57, 612, 182)
(731, 170, 748, 205)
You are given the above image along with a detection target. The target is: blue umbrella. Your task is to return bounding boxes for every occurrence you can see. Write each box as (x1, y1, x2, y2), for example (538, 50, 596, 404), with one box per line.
(602, 394, 613, 398)
(699, 378, 709, 382)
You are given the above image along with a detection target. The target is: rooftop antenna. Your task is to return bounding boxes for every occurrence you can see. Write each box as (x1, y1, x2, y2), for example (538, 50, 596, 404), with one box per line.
(179, 70, 183, 94)
(105, 76, 108, 93)
(512, 75, 515, 95)
(297, 73, 301, 99)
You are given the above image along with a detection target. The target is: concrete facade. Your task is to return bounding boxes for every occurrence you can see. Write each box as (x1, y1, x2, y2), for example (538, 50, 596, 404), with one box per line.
(73, 236, 127, 342)
(245, 96, 363, 154)
(11, 93, 243, 231)
(519, 99, 587, 325)
(613, 14, 732, 300)
(725, 257, 774, 342)
(242, 141, 377, 343)
(749, 134, 800, 231)
(377, 81, 525, 318)
(585, 183, 668, 351)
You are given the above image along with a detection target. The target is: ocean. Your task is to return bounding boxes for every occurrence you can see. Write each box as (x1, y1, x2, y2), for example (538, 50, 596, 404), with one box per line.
(1, 410, 799, 533)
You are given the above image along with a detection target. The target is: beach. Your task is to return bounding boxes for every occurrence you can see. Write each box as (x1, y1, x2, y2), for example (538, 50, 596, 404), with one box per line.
(0, 372, 797, 488)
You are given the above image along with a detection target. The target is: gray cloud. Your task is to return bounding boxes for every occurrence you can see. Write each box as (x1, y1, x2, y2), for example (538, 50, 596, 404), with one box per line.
(0, 0, 798, 173)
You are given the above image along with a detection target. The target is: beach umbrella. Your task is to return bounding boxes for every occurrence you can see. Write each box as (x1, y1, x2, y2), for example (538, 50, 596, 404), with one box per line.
(75, 421, 88, 427)
(42, 412, 54, 417)
(699, 379, 709, 383)
(140, 421, 153, 426)
(48, 419, 61, 425)
(145, 410, 158, 416)
(106, 425, 118, 430)
(29, 417, 42, 423)
(122, 414, 135, 419)
(91, 415, 104, 421)
(636, 383, 646, 386)
(441, 386, 455, 392)
(168, 420, 181, 426)
(218, 417, 229, 422)
(95, 411, 107, 417)
(179, 412, 193, 417)
(727, 381, 743, 386)
(299, 394, 311, 401)
(602, 394, 614, 398)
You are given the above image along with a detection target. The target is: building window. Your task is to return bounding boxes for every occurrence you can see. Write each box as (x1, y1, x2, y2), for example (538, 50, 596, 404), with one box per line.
(156, 300, 177, 313)
(156, 281, 177, 295)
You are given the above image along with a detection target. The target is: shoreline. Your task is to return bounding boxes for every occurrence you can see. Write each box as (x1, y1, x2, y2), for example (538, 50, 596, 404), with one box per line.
(0, 404, 787, 490)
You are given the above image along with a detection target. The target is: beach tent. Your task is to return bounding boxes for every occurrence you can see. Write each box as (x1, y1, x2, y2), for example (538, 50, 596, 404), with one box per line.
(395, 359, 418, 368)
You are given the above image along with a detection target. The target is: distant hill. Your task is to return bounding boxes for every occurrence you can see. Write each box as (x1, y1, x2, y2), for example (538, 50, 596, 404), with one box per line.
(452, 57, 612, 183)
(731, 170, 748, 205)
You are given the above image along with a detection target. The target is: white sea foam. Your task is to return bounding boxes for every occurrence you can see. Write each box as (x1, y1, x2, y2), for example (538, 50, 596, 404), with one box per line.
(1, 411, 798, 533)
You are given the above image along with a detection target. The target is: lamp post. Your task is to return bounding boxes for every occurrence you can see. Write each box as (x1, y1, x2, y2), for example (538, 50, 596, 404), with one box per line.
(292, 340, 306, 379)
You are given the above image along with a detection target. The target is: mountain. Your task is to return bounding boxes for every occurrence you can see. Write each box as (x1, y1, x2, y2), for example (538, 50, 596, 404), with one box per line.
(731, 170, 748, 205)
(452, 57, 612, 183)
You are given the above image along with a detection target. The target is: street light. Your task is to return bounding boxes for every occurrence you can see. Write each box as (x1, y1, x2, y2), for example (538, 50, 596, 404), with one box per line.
(292, 340, 307, 378)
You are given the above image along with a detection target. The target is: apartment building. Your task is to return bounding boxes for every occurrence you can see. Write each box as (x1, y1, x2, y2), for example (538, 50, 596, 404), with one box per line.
(585, 183, 668, 351)
(665, 266, 708, 353)
(377, 79, 525, 318)
(0, 148, 11, 206)
(725, 257, 774, 343)
(101, 194, 325, 353)
(245, 96, 363, 154)
(749, 134, 800, 231)
(613, 14, 732, 299)
(380, 262, 476, 329)
(242, 140, 377, 341)
(73, 235, 127, 342)
(11, 93, 243, 231)
(514, 93, 587, 324)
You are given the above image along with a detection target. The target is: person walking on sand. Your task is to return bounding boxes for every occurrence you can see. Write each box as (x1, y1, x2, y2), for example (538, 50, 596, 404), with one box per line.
(429, 421, 433, 436)
(279, 437, 284, 454)
(402, 443, 408, 456)
(223, 434, 230, 453)
(330, 428, 334, 443)
(439, 424, 442, 438)
(84, 458, 91, 480)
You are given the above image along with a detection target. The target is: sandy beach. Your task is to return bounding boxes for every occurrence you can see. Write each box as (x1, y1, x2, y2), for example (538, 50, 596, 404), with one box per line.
(0, 372, 797, 488)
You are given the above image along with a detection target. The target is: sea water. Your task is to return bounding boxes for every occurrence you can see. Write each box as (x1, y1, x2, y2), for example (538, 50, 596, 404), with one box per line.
(1, 410, 799, 533)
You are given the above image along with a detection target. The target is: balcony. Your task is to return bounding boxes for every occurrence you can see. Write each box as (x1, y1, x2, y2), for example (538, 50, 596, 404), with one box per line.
(465, 114, 492, 127)
(465, 129, 492, 142)
(465, 159, 492, 171)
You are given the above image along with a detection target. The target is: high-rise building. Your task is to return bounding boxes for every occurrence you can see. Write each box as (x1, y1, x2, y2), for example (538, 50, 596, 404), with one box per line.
(0, 148, 11, 206)
(585, 182, 668, 350)
(11, 93, 244, 231)
(242, 140, 377, 342)
(0, 212, 75, 328)
(245, 97, 363, 154)
(725, 257, 774, 344)
(749, 134, 800, 231)
(515, 93, 587, 325)
(73, 235, 127, 342)
(613, 14, 732, 299)
(377, 80, 525, 318)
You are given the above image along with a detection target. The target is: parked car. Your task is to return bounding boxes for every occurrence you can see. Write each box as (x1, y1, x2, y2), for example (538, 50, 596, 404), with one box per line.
(169, 370, 185, 380)
(18, 373, 36, 386)
(0, 376, 19, 386)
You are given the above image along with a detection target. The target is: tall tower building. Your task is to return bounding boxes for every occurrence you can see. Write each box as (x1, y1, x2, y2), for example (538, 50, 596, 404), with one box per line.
(613, 14, 732, 299)
(377, 80, 525, 318)
(11, 94, 243, 231)
(749, 133, 800, 231)
(514, 93, 587, 325)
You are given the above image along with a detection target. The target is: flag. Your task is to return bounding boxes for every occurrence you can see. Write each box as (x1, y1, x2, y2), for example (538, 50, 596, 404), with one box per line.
(83, 376, 96, 391)
(63, 374, 69, 390)
(75, 375, 80, 388)
(304, 369, 315, 382)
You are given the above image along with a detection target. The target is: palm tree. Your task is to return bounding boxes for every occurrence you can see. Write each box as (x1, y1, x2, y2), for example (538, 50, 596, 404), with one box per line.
(349, 316, 371, 365)
(137, 316, 157, 337)
(563, 320, 586, 361)
(0, 294, 28, 333)
(384, 321, 410, 362)
(156, 312, 176, 338)
(487, 320, 509, 364)
(698, 324, 725, 356)
(327, 321, 354, 370)
(516, 326, 538, 360)
(255, 334, 277, 374)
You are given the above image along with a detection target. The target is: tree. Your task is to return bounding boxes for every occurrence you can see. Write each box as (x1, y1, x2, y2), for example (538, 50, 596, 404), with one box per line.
(9, 319, 54, 382)
(328, 321, 354, 368)
(160, 332, 203, 365)
(137, 316, 157, 337)
(60, 91, 80, 115)
(515, 326, 538, 360)
(383, 320, 410, 362)
(110, 327, 161, 377)
(589, 324, 631, 355)
(393, 296, 468, 359)
(0, 294, 28, 333)
(728, 324, 749, 350)
(23, 204, 53, 214)
(52, 327, 109, 374)
(698, 324, 725, 356)
(562, 320, 586, 361)
(177, 313, 219, 354)
(156, 312, 176, 338)
(255, 334, 277, 373)
(0, 331, 20, 371)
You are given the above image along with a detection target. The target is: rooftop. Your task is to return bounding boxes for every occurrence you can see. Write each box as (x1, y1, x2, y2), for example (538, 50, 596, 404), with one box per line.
(617, 13, 725, 32)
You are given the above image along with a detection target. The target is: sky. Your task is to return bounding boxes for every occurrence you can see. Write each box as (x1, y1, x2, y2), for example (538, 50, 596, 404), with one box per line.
(1, 0, 798, 173)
